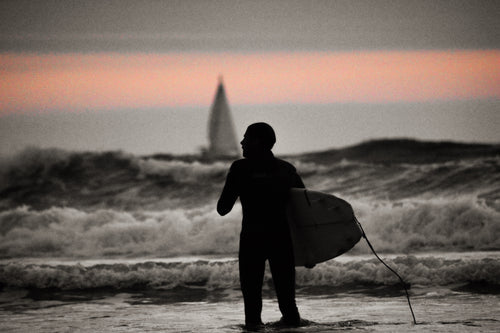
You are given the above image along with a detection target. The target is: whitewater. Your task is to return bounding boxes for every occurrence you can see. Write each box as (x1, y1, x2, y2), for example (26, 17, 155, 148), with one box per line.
(1, 139, 499, 332)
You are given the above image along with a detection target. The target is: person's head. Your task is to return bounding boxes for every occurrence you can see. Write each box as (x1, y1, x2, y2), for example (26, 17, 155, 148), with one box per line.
(241, 122, 276, 158)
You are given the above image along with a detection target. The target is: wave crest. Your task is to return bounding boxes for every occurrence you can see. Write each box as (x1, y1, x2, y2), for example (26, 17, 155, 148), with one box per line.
(137, 158, 228, 183)
(1, 146, 499, 211)
(0, 196, 498, 259)
(0, 205, 241, 258)
(353, 197, 500, 253)
(1, 255, 498, 291)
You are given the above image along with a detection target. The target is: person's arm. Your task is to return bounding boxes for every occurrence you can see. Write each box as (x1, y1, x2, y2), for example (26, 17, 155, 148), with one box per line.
(217, 162, 240, 216)
(292, 166, 305, 189)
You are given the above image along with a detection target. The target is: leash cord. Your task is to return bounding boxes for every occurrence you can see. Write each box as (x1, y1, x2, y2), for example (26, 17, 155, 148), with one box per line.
(354, 216, 417, 325)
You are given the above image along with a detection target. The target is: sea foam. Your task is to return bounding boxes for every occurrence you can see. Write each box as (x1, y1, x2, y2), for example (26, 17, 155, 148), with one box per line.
(0, 196, 498, 259)
(0, 205, 241, 258)
(1, 255, 498, 291)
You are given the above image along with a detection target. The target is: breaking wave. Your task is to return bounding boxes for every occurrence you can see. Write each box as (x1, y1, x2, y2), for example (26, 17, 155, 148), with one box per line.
(0, 140, 498, 260)
(0, 148, 230, 210)
(1, 255, 498, 291)
(1, 140, 499, 211)
(352, 197, 500, 253)
(0, 196, 498, 259)
(0, 205, 241, 258)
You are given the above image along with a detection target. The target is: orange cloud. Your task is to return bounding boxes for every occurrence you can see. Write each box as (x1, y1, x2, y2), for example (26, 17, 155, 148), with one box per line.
(1, 50, 498, 114)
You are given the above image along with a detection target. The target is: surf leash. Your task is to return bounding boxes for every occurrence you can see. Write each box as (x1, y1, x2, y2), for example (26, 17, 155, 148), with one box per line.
(354, 216, 418, 325)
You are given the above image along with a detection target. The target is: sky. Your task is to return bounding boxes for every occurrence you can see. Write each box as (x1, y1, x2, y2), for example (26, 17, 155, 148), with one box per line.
(1, 0, 499, 156)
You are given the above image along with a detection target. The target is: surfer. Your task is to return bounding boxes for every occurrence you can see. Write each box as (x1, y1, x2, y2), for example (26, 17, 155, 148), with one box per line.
(217, 122, 305, 329)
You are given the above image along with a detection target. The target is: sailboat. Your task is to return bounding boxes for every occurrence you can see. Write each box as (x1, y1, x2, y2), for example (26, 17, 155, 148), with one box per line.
(207, 78, 240, 158)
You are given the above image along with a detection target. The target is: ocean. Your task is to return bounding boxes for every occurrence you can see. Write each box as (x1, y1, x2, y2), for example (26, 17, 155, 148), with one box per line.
(0, 139, 499, 332)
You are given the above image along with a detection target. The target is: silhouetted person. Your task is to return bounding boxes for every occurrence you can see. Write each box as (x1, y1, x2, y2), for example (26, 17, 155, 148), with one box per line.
(217, 122, 305, 329)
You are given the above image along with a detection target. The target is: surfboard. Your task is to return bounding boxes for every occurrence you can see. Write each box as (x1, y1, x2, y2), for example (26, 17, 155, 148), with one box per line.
(287, 188, 362, 268)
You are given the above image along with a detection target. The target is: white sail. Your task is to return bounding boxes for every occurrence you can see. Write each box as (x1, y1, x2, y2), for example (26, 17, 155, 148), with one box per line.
(207, 79, 240, 157)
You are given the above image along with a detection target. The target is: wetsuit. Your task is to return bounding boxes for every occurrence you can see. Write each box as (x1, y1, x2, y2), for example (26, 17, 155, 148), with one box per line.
(217, 151, 305, 325)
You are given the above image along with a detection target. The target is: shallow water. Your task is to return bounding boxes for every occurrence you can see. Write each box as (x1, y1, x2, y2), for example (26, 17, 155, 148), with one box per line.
(1, 252, 499, 332)
(1, 287, 499, 332)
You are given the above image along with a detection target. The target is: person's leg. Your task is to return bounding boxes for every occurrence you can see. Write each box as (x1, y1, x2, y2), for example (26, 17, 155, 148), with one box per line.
(268, 233, 300, 326)
(239, 233, 266, 327)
